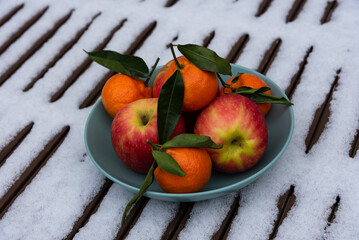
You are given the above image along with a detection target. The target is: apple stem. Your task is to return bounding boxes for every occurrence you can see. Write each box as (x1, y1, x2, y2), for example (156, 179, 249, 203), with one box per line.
(145, 57, 160, 87)
(147, 139, 161, 151)
(169, 43, 183, 70)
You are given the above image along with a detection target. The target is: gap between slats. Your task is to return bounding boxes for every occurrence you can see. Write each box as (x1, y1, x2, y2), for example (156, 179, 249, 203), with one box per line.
(0, 126, 70, 220)
(0, 122, 34, 168)
(0, 9, 74, 87)
(257, 38, 282, 75)
(0, 5, 49, 56)
(305, 69, 341, 154)
(212, 194, 240, 240)
(78, 21, 157, 109)
(0, 3, 24, 28)
(165, 0, 179, 8)
(256, 0, 274, 17)
(65, 179, 112, 239)
(225, 34, 250, 64)
(325, 195, 340, 234)
(286, 0, 307, 23)
(23, 12, 101, 92)
(320, 1, 338, 24)
(285, 46, 313, 99)
(161, 202, 194, 240)
(269, 185, 296, 239)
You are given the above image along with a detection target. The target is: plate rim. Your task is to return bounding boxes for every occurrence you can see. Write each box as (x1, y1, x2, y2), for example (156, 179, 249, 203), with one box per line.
(84, 63, 294, 201)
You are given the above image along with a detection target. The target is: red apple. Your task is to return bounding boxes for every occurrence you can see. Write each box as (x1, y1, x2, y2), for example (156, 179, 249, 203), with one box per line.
(152, 60, 173, 98)
(111, 98, 185, 174)
(194, 94, 268, 173)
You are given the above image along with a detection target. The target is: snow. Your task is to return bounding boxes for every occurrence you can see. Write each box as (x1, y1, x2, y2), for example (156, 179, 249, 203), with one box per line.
(0, 0, 359, 239)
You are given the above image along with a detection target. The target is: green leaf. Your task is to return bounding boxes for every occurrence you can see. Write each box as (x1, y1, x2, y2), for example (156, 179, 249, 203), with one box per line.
(234, 86, 271, 95)
(157, 70, 184, 144)
(230, 73, 242, 84)
(85, 50, 149, 78)
(241, 92, 293, 105)
(177, 44, 232, 75)
(121, 162, 156, 228)
(152, 150, 186, 177)
(162, 134, 222, 149)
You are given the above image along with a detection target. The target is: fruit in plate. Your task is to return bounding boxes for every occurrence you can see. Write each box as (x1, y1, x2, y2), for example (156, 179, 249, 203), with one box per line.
(154, 147, 212, 193)
(194, 94, 268, 173)
(111, 98, 185, 174)
(102, 74, 152, 118)
(220, 73, 271, 116)
(152, 56, 219, 111)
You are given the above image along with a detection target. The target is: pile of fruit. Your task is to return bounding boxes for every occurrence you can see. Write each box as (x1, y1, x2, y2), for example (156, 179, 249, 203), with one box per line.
(86, 43, 292, 225)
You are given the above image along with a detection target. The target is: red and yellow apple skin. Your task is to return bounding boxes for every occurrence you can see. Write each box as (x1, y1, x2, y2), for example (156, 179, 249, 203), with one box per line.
(111, 98, 185, 174)
(152, 60, 174, 98)
(194, 94, 268, 173)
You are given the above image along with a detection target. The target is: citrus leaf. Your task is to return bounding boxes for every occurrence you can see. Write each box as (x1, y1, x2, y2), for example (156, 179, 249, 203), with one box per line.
(234, 86, 271, 94)
(157, 70, 184, 144)
(241, 92, 293, 105)
(162, 134, 222, 149)
(152, 150, 186, 177)
(121, 162, 156, 228)
(230, 73, 242, 84)
(85, 50, 149, 78)
(177, 44, 232, 75)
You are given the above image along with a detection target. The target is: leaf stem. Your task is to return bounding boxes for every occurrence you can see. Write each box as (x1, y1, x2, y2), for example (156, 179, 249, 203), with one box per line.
(169, 43, 183, 70)
(145, 57, 160, 87)
(147, 139, 161, 151)
(217, 73, 230, 88)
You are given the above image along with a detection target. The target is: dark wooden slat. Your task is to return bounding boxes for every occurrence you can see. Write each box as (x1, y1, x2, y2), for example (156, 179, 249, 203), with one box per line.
(349, 129, 359, 158)
(123, 21, 157, 56)
(161, 202, 194, 240)
(212, 195, 240, 240)
(0, 126, 70, 220)
(256, 0, 275, 17)
(115, 197, 150, 240)
(321, 1, 338, 24)
(78, 71, 111, 109)
(327, 195, 340, 225)
(225, 34, 250, 63)
(202, 31, 215, 48)
(49, 19, 127, 103)
(0, 122, 34, 167)
(79, 21, 157, 109)
(0, 3, 24, 28)
(285, 46, 313, 99)
(286, 0, 307, 23)
(257, 38, 282, 75)
(65, 179, 113, 239)
(23, 12, 101, 92)
(305, 69, 341, 154)
(0, 6, 49, 56)
(165, 0, 179, 7)
(269, 185, 296, 239)
(0, 9, 73, 86)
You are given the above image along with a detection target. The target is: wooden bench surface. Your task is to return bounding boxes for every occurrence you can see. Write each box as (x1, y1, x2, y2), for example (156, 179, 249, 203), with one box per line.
(0, 0, 358, 239)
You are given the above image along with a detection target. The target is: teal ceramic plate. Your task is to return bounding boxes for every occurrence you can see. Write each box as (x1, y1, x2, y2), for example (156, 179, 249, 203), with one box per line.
(84, 64, 294, 202)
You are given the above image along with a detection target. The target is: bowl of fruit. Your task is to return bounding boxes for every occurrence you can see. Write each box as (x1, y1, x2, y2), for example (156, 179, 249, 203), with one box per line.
(84, 44, 294, 222)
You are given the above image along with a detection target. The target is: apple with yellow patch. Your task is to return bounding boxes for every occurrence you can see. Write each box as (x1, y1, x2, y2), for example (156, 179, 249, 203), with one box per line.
(111, 98, 185, 174)
(194, 94, 268, 173)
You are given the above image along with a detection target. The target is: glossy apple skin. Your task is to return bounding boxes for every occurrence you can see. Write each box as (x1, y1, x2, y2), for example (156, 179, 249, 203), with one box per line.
(194, 94, 268, 173)
(152, 60, 173, 98)
(111, 98, 185, 174)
